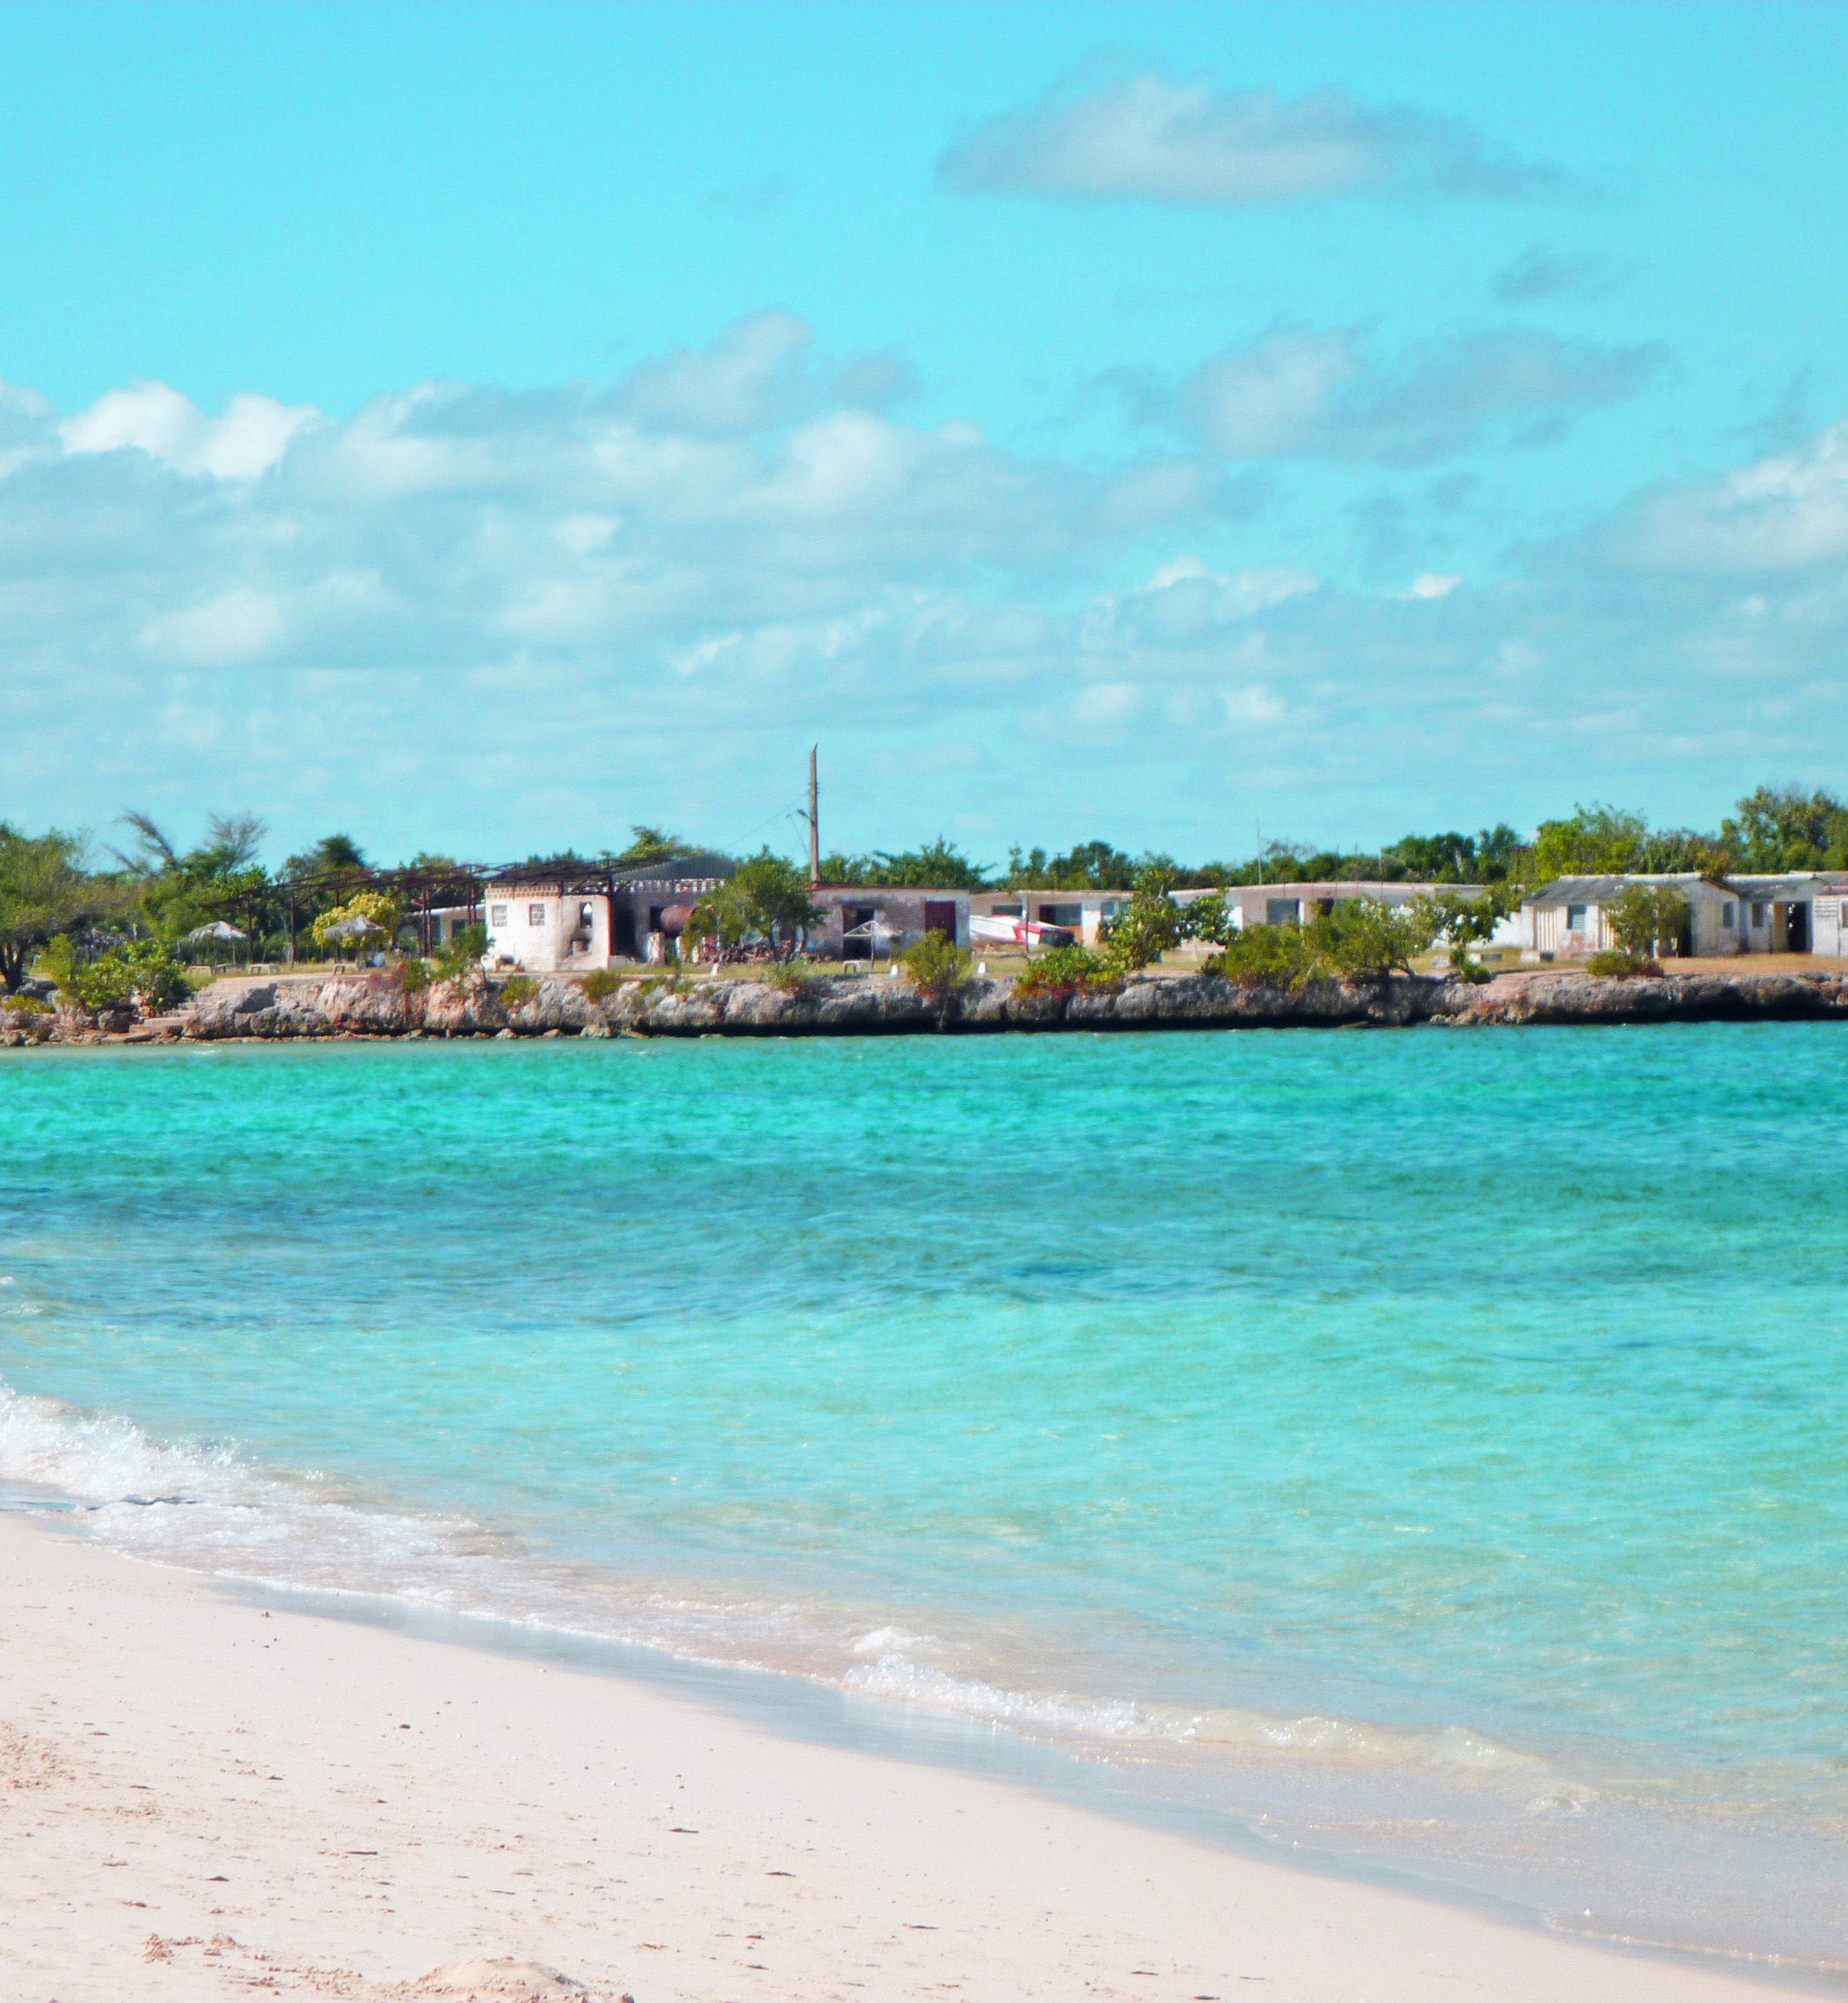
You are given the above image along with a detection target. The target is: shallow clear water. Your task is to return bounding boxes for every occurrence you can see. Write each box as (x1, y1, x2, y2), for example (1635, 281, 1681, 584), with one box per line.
(2, 1029, 1845, 1962)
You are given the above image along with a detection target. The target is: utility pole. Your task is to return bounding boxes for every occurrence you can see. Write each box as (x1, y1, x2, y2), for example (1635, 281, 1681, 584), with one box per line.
(1256, 818, 1264, 888)
(808, 744, 821, 887)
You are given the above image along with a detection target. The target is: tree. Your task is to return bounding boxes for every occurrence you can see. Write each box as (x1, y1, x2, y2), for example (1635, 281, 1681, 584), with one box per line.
(115, 809, 274, 945)
(284, 833, 369, 879)
(1720, 787, 1848, 871)
(311, 891, 401, 955)
(608, 826, 686, 866)
(1430, 892, 1504, 981)
(820, 838, 989, 889)
(1530, 805, 1647, 882)
(1098, 864, 1187, 972)
(682, 881, 755, 962)
(686, 853, 824, 962)
(1607, 885, 1690, 961)
(1306, 897, 1440, 983)
(0, 825, 116, 991)
(731, 851, 824, 959)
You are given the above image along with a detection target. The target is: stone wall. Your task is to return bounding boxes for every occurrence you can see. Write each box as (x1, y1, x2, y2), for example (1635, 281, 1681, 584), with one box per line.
(6, 966, 1846, 1048)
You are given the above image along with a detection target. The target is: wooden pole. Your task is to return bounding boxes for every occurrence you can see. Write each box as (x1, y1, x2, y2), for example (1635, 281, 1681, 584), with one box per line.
(808, 744, 821, 887)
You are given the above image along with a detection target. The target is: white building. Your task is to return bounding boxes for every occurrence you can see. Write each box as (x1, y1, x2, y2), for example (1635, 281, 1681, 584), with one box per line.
(1516, 873, 1848, 959)
(484, 879, 615, 972)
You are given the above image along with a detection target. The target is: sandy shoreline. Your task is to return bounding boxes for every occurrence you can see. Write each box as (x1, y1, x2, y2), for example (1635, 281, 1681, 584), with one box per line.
(0, 1513, 1819, 2002)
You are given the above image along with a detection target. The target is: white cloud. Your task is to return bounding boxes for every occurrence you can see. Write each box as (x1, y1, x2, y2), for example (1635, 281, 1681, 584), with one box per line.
(1, 326, 1844, 863)
(1405, 573, 1462, 600)
(61, 382, 321, 479)
(1610, 419, 1848, 573)
(940, 72, 1556, 209)
(1177, 326, 1659, 464)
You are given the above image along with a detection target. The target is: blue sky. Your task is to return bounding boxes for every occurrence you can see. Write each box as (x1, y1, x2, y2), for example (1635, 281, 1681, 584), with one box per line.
(3, 2, 1845, 868)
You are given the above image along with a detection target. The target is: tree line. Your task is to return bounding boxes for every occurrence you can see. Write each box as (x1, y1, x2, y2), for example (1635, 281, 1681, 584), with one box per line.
(3, 786, 1843, 992)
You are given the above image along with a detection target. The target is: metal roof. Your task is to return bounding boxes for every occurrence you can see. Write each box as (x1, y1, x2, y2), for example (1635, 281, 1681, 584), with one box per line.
(1524, 873, 1724, 906)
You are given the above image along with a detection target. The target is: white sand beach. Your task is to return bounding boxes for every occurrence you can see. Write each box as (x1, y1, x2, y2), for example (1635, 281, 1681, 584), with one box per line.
(0, 1512, 1810, 2003)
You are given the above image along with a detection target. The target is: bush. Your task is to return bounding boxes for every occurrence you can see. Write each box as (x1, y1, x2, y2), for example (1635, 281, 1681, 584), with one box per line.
(399, 958, 430, 995)
(579, 968, 622, 1001)
(37, 936, 189, 1014)
(1311, 898, 1439, 983)
(431, 922, 486, 995)
(499, 975, 538, 1007)
(116, 942, 191, 1013)
(1, 993, 50, 1017)
(763, 958, 818, 995)
(899, 930, 972, 997)
(1013, 944, 1116, 995)
(1205, 923, 1310, 988)
(1586, 949, 1662, 977)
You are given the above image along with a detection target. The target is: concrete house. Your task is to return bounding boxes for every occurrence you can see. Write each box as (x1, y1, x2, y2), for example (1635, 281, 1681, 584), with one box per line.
(1723, 875, 1845, 955)
(1519, 875, 1741, 959)
(967, 888, 1127, 946)
(483, 854, 735, 971)
(807, 887, 970, 961)
(1519, 872, 1848, 960)
(1174, 881, 1474, 930)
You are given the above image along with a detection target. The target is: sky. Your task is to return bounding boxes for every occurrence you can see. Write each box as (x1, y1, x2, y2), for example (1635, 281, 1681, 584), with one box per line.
(3, 1, 1846, 871)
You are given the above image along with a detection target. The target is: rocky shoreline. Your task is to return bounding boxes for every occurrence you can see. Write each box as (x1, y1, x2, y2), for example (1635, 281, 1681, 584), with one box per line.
(5, 963, 1847, 1047)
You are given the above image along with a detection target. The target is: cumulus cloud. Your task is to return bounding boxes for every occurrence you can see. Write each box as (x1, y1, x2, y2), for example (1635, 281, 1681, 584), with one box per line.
(614, 309, 913, 437)
(1605, 418, 1848, 574)
(60, 381, 322, 479)
(1175, 325, 1659, 464)
(1, 324, 1843, 862)
(939, 71, 1557, 209)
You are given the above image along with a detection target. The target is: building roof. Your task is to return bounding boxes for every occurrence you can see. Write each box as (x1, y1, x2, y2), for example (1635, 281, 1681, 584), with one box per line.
(1523, 873, 1722, 907)
(1725, 874, 1847, 898)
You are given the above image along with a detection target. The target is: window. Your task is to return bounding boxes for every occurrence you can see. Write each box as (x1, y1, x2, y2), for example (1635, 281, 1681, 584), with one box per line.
(1266, 899, 1300, 927)
(528, 903, 545, 926)
(1039, 903, 1082, 928)
(1721, 904, 1734, 929)
(489, 903, 508, 927)
(1566, 903, 1589, 930)
(1751, 902, 1769, 929)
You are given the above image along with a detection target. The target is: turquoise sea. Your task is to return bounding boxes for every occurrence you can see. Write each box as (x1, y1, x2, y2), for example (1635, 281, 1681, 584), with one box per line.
(3, 1028, 1845, 1966)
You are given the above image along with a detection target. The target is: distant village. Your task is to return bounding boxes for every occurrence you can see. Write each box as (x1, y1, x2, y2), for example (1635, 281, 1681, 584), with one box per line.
(2, 782, 1846, 996)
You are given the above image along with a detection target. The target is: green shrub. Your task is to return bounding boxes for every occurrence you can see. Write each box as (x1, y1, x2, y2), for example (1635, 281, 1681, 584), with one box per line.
(1205, 924, 1311, 988)
(579, 968, 622, 1001)
(399, 958, 431, 995)
(431, 922, 487, 995)
(1013, 944, 1116, 995)
(899, 930, 972, 997)
(499, 975, 538, 1007)
(763, 958, 817, 995)
(1, 993, 50, 1017)
(117, 942, 191, 1013)
(1585, 949, 1661, 977)
(37, 936, 189, 1014)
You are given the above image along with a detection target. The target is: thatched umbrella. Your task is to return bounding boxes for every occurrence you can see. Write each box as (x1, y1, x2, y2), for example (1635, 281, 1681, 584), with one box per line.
(187, 920, 249, 967)
(322, 915, 384, 965)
